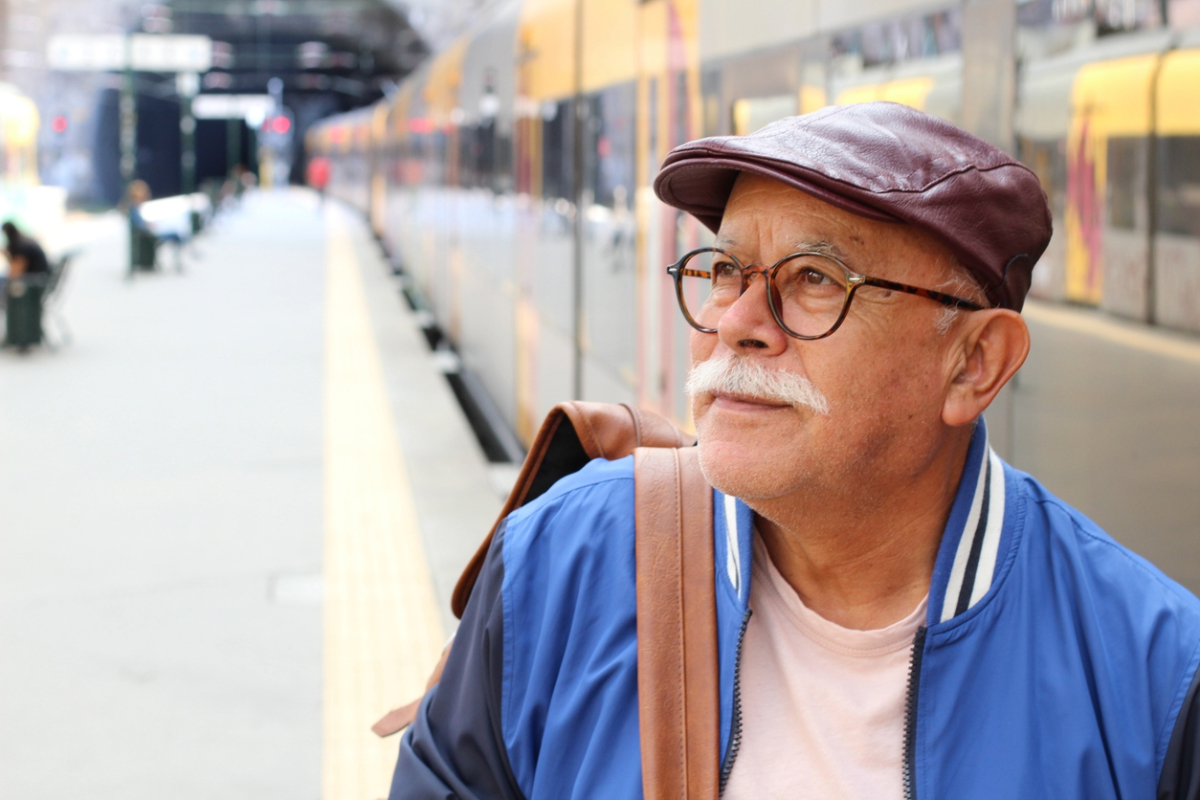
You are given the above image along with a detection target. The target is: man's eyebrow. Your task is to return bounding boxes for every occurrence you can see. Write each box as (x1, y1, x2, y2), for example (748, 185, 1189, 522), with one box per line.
(790, 239, 843, 257)
(710, 237, 850, 261)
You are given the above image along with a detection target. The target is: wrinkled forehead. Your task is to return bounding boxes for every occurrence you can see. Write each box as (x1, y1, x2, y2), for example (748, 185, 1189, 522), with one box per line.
(718, 175, 895, 254)
(715, 173, 966, 289)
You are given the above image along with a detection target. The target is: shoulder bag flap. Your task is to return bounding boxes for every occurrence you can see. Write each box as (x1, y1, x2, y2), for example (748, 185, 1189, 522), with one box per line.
(451, 402, 693, 618)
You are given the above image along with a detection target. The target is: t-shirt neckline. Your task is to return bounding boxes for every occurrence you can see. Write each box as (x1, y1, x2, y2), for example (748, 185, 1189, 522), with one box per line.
(751, 529, 928, 659)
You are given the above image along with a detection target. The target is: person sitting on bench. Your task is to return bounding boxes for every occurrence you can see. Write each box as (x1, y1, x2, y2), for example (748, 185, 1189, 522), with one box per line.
(2, 221, 51, 347)
(128, 180, 184, 272)
(3, 221, 48, 277)
(1, 220, 48, 302)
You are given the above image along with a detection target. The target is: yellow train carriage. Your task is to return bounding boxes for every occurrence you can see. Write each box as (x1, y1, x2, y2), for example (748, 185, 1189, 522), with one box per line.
(1060, 29, 1200, 331)
(321, 2, 1200, 454)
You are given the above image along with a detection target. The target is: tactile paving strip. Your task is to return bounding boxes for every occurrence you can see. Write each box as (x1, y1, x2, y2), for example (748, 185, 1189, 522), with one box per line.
(322, 208, 445, 800)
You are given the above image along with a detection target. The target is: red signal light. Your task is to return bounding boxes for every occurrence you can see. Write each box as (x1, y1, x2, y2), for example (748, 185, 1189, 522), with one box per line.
(51, 115, 68, 133)
(262, 116, 292, 134)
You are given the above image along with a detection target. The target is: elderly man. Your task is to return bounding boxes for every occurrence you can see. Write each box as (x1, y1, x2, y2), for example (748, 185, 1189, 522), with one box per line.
(390, 103, 1200, 799)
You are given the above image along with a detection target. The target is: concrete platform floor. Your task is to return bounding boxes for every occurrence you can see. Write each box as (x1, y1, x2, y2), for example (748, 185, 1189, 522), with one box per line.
(0, 191, 499, 799)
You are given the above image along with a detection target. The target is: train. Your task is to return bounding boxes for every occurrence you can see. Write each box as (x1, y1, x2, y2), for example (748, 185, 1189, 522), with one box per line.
(307, 0, 1200, 447)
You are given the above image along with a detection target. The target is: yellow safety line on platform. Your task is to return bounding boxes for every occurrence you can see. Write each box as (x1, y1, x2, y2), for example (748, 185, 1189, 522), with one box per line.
(323, 210, 445, 800)
(1024, 301, 1200, 366)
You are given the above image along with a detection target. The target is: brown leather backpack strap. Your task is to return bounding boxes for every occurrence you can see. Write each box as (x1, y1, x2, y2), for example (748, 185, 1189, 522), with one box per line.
(635, 446, 719, 800)
(453, 402, 696, 619)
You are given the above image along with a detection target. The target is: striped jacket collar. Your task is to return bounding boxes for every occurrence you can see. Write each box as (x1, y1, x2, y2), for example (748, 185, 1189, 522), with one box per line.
(718, 418, 1012, 624)
(927, 417, 1010, 625)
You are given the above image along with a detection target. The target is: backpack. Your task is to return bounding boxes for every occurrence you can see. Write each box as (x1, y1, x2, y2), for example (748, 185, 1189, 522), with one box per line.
(374, 401, 721, 799)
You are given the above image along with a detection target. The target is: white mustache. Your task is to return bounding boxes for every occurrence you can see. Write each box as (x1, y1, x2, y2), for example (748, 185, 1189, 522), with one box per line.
(686, 355, 831, 416)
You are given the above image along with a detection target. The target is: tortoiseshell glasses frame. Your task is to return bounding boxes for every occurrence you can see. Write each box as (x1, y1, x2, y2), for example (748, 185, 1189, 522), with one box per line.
(667, 246, 985, 340)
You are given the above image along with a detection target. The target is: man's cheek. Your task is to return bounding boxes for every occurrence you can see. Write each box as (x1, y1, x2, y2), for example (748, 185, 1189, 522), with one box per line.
(689, 329, 716, 366)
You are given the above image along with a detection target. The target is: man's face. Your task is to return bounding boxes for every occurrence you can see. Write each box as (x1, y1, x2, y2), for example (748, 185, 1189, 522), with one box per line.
(690, 173, 972, 504)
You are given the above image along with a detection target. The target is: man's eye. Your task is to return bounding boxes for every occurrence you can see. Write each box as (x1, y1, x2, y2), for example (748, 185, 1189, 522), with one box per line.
(798, 267, 832, 284)
(713, 262, 739, 279)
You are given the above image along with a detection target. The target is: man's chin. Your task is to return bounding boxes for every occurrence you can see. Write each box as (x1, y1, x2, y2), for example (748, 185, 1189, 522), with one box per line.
(696, 434, 803, 502)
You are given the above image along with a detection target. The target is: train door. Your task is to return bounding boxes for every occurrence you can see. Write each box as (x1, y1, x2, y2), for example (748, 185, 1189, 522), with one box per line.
(578, 0, 639, 407)
(636, 0, 702, 429)
(1067, 53, 1161, 316)
(383, 84, 414, 265)
(423, 38, 469, 343)
(1153, 47, 1200, 332)
(514, 0, 578, 443)
(1016, 56, 1077, 301)
(369, 103, 389, 238)
(456, 7, 521, 431)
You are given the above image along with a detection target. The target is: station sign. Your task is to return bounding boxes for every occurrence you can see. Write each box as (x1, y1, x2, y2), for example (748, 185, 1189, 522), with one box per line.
(46, 34, 213, 72)
(129, 35, 212, 72)
(45, 35, 126, 71)
(192, 94, 275, 126)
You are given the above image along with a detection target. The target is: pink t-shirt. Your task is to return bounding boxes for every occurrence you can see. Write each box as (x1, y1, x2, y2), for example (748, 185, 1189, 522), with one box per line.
(723, 532, 928, 800)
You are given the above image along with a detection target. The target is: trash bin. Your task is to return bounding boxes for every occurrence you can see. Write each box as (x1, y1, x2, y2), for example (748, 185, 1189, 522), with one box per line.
(130, 220, 157, 273)
(4, 276, 44, 349)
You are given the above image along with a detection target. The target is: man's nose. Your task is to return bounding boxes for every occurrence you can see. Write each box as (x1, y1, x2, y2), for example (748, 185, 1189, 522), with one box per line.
(718, 269, 787, 353)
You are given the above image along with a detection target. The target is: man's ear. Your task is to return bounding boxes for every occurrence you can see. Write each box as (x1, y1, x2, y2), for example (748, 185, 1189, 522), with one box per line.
(943, 309, 1030, 428)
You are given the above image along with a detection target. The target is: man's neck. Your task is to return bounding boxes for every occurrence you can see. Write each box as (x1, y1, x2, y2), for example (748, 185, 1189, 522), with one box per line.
(750, 434, 973, 631)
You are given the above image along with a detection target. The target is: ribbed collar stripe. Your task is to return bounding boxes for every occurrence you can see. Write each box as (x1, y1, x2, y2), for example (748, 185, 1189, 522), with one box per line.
(939, 441, 1007, 622)
(724, 492, 742, 598)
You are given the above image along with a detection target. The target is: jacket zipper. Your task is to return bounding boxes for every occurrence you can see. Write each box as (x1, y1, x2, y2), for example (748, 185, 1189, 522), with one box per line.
(902, 626, 927, 800)
(718, 608, 753, 795)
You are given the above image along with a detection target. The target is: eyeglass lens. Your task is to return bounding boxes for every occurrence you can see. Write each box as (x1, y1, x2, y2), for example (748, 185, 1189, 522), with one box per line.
(676, 250, 850, 338)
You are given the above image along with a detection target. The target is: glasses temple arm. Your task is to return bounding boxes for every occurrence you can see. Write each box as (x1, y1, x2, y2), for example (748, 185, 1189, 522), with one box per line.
(859, 276, 984, 310)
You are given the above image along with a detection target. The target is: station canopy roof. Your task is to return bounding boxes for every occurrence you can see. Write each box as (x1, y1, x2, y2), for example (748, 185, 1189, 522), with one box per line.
(149, 0, 430, 100)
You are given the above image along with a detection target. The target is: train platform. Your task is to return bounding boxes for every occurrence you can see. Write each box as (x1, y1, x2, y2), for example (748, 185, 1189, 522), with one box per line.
(2, 189, 1200, 799)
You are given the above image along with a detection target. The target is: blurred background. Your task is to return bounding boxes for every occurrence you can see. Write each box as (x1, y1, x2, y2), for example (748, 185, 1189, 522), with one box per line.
(2, 0, 1200, 797)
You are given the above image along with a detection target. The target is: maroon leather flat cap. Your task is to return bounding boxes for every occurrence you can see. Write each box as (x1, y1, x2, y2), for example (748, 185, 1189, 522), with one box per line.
(653, 102, 1052, 311)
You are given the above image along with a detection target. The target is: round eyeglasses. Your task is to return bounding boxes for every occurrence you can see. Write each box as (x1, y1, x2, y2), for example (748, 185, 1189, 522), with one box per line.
(667, 247, 985, 340)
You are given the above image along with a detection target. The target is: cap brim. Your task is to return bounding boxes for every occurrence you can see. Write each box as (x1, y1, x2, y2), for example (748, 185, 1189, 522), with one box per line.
(654, 157, 900, 234)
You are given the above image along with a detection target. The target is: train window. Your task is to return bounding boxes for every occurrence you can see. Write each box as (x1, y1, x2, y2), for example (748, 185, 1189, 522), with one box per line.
(1017, 138, 1068, 221)
(1158, 137, 1200, 238)
(494, 127, 514, 195)
(430, 130, 447, 187)
(701, 68, 721, 137)
(832, 9, 961, 70)
(1107, 137, 1147, 231)
(480, 119, 497, 189)
(585, 84, 636, 210)
(542, 99, 573, 201)
(672, 72, 690, 148)
(647, 77, 658, 185)
(455, 119, 497, 190)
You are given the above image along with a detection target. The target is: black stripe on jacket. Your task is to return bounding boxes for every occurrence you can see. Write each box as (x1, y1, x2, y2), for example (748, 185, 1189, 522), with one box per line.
(389, 522, 525, 800)
(1160, 663, 1200, 800)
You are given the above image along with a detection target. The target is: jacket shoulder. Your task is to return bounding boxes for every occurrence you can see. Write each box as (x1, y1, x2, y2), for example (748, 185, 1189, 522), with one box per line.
(1014, 468, 1200, 619)
(502, 455, 636, 569)
(1010, 468, 1200, 770)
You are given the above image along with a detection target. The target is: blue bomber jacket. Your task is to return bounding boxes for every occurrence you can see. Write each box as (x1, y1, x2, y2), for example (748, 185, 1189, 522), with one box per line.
(390, 420, 1200, 799)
